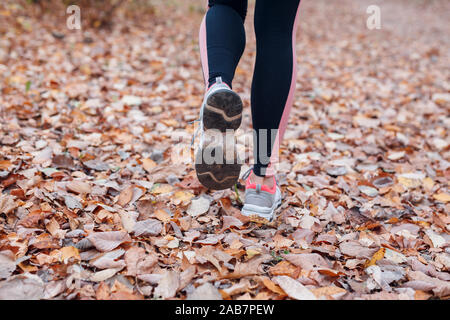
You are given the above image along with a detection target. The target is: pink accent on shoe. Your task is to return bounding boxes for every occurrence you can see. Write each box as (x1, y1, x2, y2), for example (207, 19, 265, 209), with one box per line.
(245, 171, 276, 194)
(199, 15, 209, 89)
(267, 3, 302, 173)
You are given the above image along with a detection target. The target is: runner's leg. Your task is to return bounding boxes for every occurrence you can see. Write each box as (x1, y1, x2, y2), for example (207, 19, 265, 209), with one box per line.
(195, 1, 248, 190)
(251, 0, 301, 177)
(199, 0, 248, 89)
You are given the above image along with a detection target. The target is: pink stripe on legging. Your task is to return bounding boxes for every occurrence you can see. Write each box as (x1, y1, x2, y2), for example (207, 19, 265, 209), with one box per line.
(199, 15, 209, 89)
(266, 3, 302, 176)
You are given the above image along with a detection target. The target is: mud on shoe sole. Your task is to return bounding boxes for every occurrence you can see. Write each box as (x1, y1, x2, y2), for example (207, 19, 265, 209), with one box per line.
(203, 89, 243, 132)
(195, 143, 241, 190)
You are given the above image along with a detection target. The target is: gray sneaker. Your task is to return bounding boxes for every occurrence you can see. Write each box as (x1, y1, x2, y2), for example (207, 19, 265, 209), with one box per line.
(241, 169, 282, 221)
(193, 77, 243, 190)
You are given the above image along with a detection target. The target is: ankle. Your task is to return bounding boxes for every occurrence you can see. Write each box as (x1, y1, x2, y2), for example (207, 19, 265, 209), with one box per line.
(250, 172, 274, 188)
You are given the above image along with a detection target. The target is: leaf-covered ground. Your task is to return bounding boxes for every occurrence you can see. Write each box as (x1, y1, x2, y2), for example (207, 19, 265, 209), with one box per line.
(0, 0, 449, 300)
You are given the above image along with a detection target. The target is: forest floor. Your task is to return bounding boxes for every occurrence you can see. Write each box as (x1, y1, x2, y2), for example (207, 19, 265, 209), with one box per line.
(0, 0, 449, 300)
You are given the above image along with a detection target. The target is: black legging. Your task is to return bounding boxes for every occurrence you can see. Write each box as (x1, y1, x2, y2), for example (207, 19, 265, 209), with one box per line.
(200, 0, 301, 176)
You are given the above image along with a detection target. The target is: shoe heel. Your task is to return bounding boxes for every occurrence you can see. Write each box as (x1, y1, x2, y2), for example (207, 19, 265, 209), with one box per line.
(195, 141, 241, 190)
(203, 90, 243, 132)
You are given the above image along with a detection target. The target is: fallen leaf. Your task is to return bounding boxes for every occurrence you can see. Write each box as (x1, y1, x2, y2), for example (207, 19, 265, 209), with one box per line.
(227, 254, 272, 278)
(0, 251, 16, 279)
(90, 268, 122, 282)
(87, 231, 131, 252)
(142, 158, 157, 173)
(154, 209, 171, 223)
(339, 241, 378, 259)
(364, 247, 386, 268)
(187, 197, 211, 217)
(269, 261, 299, 278)
(153, 270, 180, 299)
(424, 229, 446, 248)
(283, 253, 331, 270)
(261, 277, 287, 296)
(432, 193, 450, 203)
(133, 219, 163, 236)
(59, 246, 81, 263)
(221, 215, 243, 231)
(172, 191, 194, 206)
(0, 194, 17, 215)
(272, 276, 316, 300)
(125, 247, 158, 276)
(310, 286, 347, 299)
(66, 180, 91, 194)
(118, 185, 134, 207)
(187, 282, 222, 300)
(0, 273, 44, 299)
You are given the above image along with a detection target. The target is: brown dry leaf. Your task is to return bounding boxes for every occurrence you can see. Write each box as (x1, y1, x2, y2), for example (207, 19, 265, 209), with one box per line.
(0, 194, 17, 215)
(272, 234, 295, 248)
(220, 215, 244, 232)
(310, 286, 347, 299)
(110, 280, 144, 300)
(283, 253, 331, 271)
(90, 249, 125, 269)
(0, 273, 44, 299)
(118, 185, 134, 207)
(43, 280, 66, 299)
(414, 290, 432, 300)
(227, 254, 272, 279)
(196, 246, 227, 275)
(221, 279, 250, 298)
(407, 270, 450, 297)
(90, 268, 122, 282)
(96, 281, 111, 300)
(154, 208, 171, 223)
(187, 197, 211, 217)
(32, 233, 60, 250)
(133, 219, 163, 236)
(269, 261, 300, 278)
(142, 158, 157, 173)
(124, 246, 146, 276)
(261, 277, 287, 296)
(66, 180, 91, 194)
(364, 247, 386, 268)
(153, 270, 180, 299)
(124, 246, 158, 276)
(317, 268, 345, 277)
(183, 230, 201, 243)
(0, 160, 13, 170)
(179, 266, 196, 291)
(87, 231, 131, 252)
(272, 276, 316, 300)
(172, 190, 194, 206)
(0, 251, 16, 279)
(110, 289, 144, 300)
(432, 192, 450, 203)
(151, 184, 174, 195)
(46, 218, 65, 239)
(58, 246, 81, 263)
(187, 282, 222, 300)
(339, 241, 378, 259)
(175, 173, 206, 191)
(245, 248, 261, 259)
